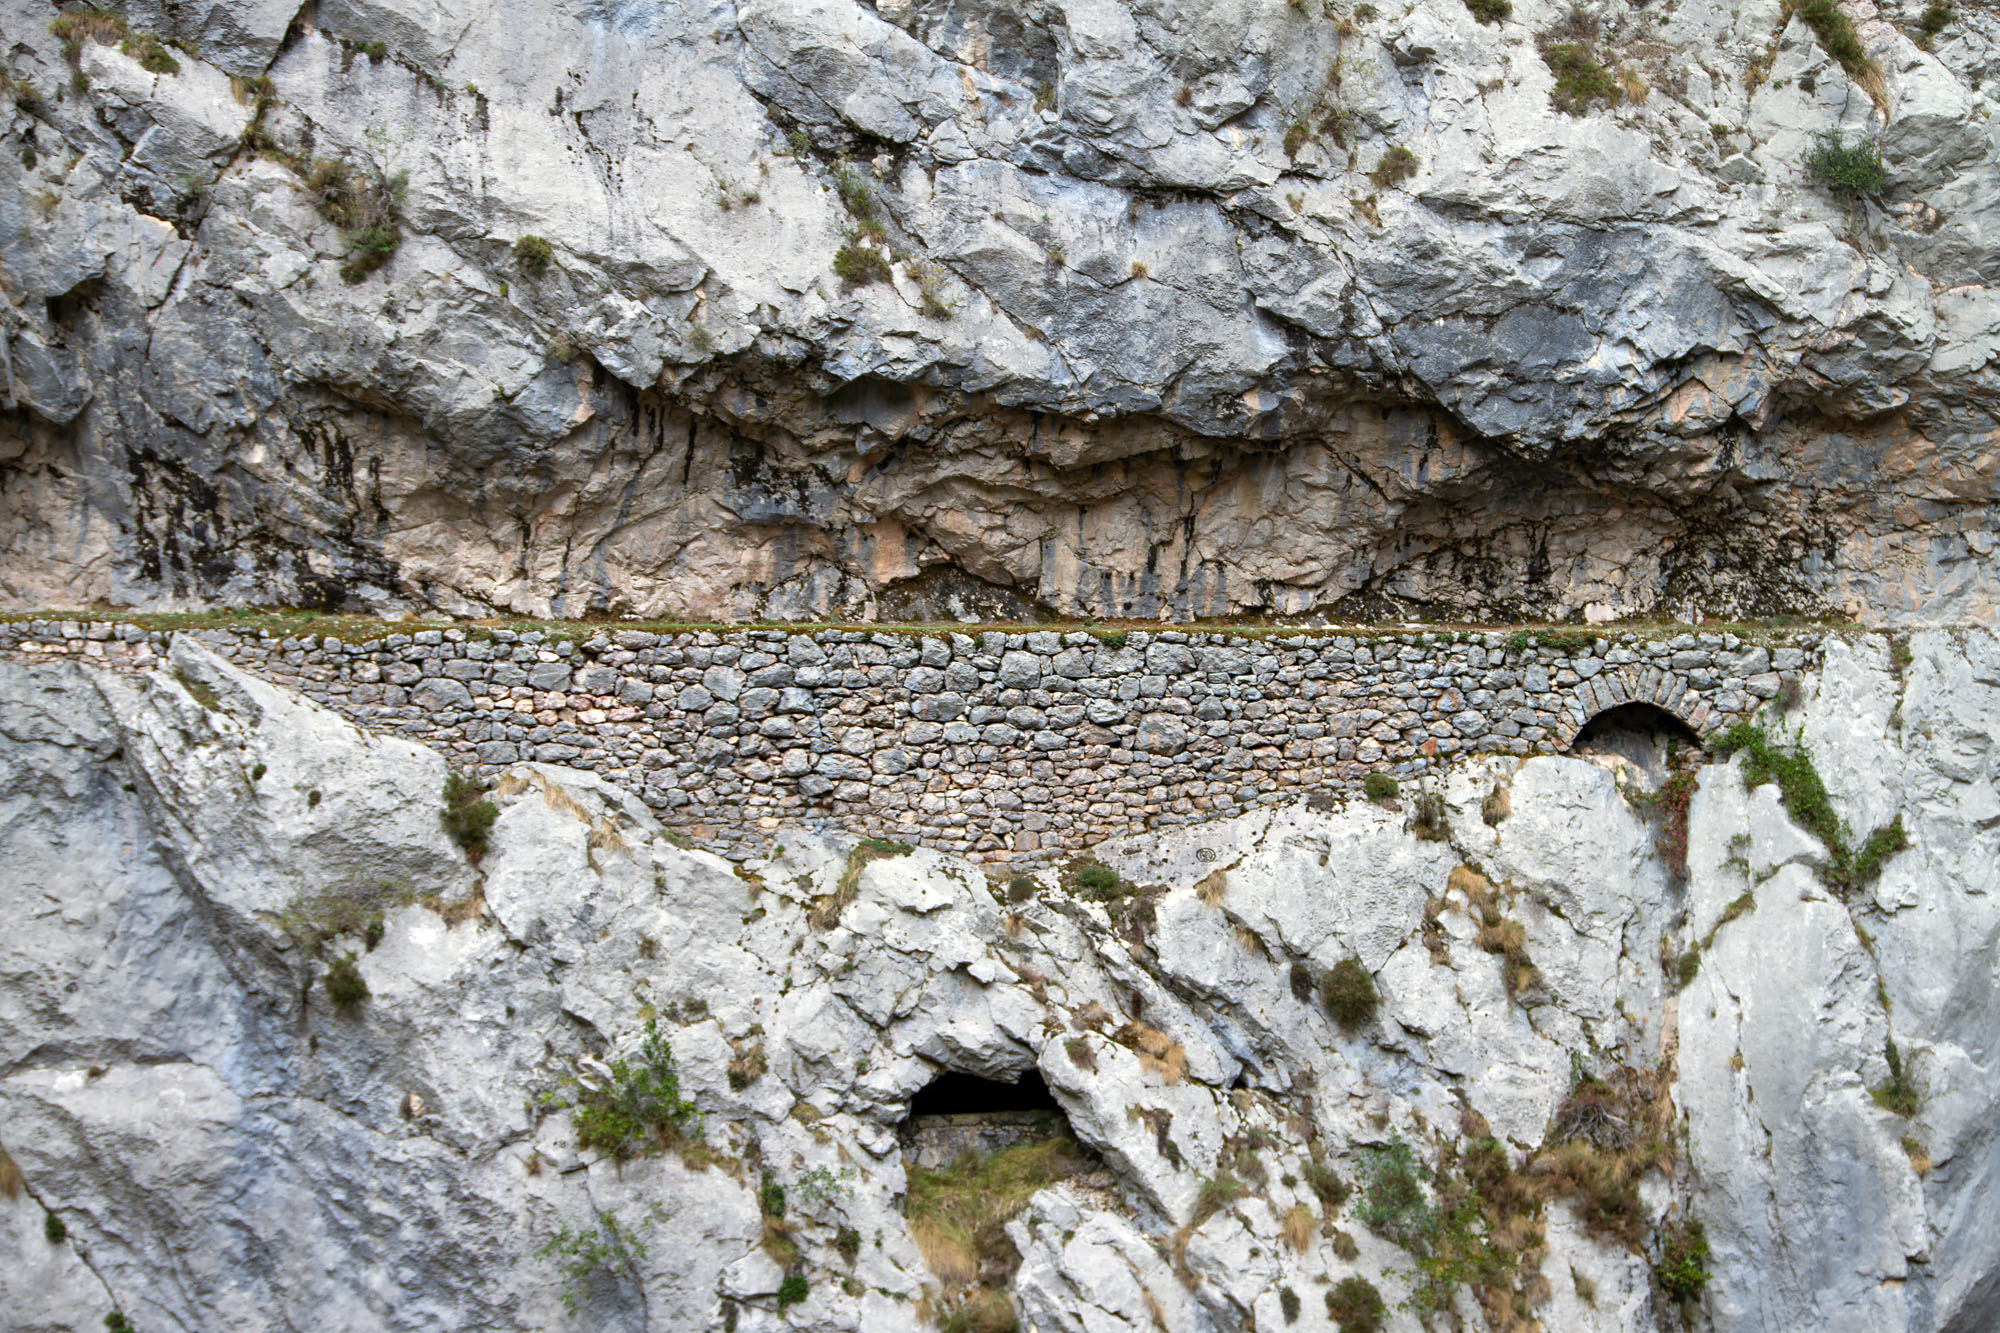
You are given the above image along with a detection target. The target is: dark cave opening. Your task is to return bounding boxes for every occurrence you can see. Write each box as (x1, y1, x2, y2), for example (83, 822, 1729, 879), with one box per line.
(909, 1068, 1061, 1117)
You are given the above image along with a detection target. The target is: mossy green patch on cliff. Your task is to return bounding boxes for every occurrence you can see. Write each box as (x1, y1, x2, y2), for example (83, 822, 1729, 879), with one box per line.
(1710, 721, 1908, 892)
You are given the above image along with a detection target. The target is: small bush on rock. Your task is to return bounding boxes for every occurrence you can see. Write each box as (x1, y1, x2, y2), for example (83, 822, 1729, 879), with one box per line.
(1362, 772, 1399, 803)
(1369, 145, 1418, 188)
(1354, 1136, 1433, 1246)
(1804, 131, 1886, 200)
(1073, 860, 1125, 900)
(570, 1020, 701, 1159)
(1871, 1039, 1920, 1116)
(1320, 957, 1379, 1030)
(441, 771, 498, 858)
(1655, 1216, 1710, 1300)
(119, 32, 181, 75)
(1464, 0, 1511, 23)
(1543, 42, 1619, 113)
(514, 234, 554, 276)
(776, 1274, 809, 1309)
(45, 1210, 67, 1243)
(323, 952, 369, 1012)
(1326, 1275, 1386, 1331)
(538, 1210, 654, 1315)
(908, 1136, 1084, 1319)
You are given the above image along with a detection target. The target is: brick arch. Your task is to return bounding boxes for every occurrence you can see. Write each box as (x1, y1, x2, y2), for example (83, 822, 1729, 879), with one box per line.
(1551, 664, 1722, 749)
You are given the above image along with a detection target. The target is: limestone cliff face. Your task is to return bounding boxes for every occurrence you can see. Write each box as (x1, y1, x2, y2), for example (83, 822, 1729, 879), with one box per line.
(2, 0, 1998, 623)
(0, 633, 1994, 1330)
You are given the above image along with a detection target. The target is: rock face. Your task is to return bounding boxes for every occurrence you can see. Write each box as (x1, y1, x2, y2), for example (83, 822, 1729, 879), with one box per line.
(3, 0, 1998, 623)
(1, 633, 1995, 1330)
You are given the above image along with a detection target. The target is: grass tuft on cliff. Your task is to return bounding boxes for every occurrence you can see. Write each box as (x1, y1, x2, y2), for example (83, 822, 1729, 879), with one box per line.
(907, 1135, 1086, 1326)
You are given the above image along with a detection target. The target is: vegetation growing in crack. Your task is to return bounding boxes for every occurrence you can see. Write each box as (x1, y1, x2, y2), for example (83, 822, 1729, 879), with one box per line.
(809, 837, 913, 929)
(537, 1208, 657, 1316)
(1871, 1039, 1920, 1117)
(441, 770, 499, 858)
(1805, 132, 1887, 200)
(559, 1019, 702, 1160)
(906, 1136, 1086, 1331)
(1786, 0, 1885, 101)
(1326, 1275, 1386, 1331)
(51, 9, 183, 76)
(323, 952, 369, 1012)
(1655, 1216, 1710, 1301)
(1369, 145, 1418, 188)
(1321, 957, 1380, 1029)
(1711, 721, 1907, 892)
(513, 234, 554, 276)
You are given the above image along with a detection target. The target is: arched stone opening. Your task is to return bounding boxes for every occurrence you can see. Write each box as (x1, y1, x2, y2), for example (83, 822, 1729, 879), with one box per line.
(1568, 701, 1702, 786)
(901, 1068, 1073, 1169)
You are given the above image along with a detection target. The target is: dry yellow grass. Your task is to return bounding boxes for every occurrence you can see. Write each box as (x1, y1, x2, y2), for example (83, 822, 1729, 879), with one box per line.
(1194, 869, 1228, 907)
(1115, 1022, 1188, 1084)
(0, 1146, 19, 1199)
(541, 781, 590, 821)
(1282, 1202, 1315, 1252)
(1447, 864, 1492, 904)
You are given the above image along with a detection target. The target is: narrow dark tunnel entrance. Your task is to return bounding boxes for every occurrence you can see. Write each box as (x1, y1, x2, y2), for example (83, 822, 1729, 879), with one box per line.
(909, 1068, 1061, 1117)
(1569, 701, 1702, 787)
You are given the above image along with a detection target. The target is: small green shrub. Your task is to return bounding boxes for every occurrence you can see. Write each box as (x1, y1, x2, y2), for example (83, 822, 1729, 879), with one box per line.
(1362, 772, 1399, 802)
(832, 243, 891, 286)
(759, 1170, 787, 1218)
(354, 39, 389, 63)
(1369, 145, 1418, 188)
(1871, 1039, 1919, 1116)
(1918, 1, 1952, 43)
(1676, 949, 1701, 986)
(1409, 789, 1448, 841)
(776, 1274, 809, 1309)
(1321, 957, 1379, 1030)
(119, 32, 181, 75)
(45, 1210, 67, 1244)
(1283, 120, 1311, 158)
(298, 156, 405, 283)
(1544, 42, 1619, 113)
(1304, 1159, 1350, 1209)
(1073, 860, 1125, 901)
(571, 1019, 702, 1158)
(1279, 1285, 1302, 1323)
(104, 1314, 135, 1333)
(833, 162, 876, 219)
(441, 771, 499, 858)
(1354, 1136, 1432, 1246)
(1790, 0, 1874, 79)
(323, 952, 369, 1011)
(1006, 874, 1036, 903)
(1465, 0, 1511, 23)
(835, 1226, 862, 1264)
(1804, 131, 1886, 199)
(514, 234, 554, 276)
(538, 1210, 652, 1315)
(1655, 1217, 1710, 1300)
(1326, 1275, 1386, 1331)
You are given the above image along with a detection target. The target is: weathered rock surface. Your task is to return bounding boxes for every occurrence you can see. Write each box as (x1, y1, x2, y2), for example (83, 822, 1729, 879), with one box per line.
(0, 633, 1995, 1329)
(2, 0, 1997, 623)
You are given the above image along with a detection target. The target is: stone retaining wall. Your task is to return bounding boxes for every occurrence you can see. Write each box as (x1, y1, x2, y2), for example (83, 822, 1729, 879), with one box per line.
(0, 619, 1815, 859)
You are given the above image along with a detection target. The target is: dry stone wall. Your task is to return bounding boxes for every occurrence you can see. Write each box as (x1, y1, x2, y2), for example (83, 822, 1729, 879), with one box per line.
(0, 619, 1813, 858)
